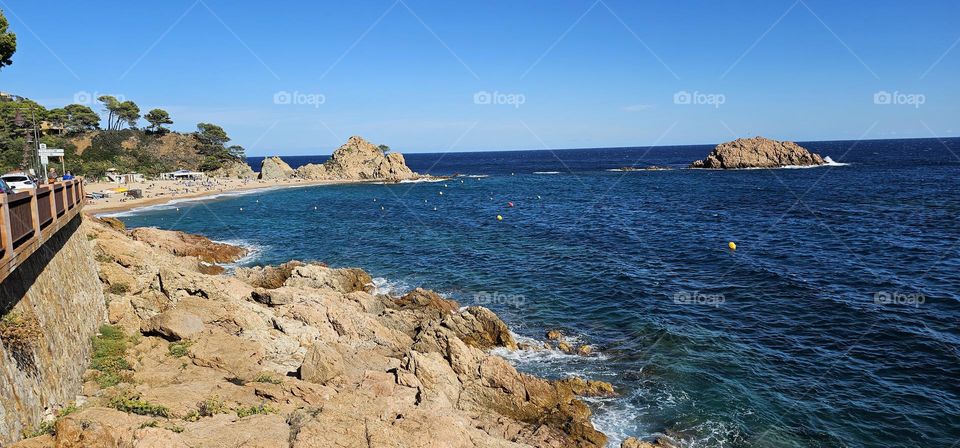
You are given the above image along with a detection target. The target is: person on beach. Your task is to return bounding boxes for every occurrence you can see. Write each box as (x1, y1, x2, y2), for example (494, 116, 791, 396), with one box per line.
(47, 167, 58, 184)
(63, 171, 74, 180)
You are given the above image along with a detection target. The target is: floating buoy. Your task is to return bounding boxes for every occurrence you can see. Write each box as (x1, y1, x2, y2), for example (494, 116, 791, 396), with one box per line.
(313, 206, 318, 210)
(433, 207, 437, 211)
(374, 198, 377, 202)
(439, 191, 444, 195)
(460, 180, 464, 183)
(381, 206, 385, 211)
(507, 201, 514, 208)
(728, 241, 737, 250)
(239, 207, 243, 211)
(444, 184, 448, 188)
(496, 215, 503, 221)
(537, 195, 541, 200)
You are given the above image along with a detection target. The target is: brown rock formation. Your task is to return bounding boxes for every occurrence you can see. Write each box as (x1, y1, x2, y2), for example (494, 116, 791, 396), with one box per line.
(258, 156, 295, 180)
(297, 136, 418, 181)
(690, 136, 826, 169)
(12, 219, 612, 447)
(130, 227, 247, 264)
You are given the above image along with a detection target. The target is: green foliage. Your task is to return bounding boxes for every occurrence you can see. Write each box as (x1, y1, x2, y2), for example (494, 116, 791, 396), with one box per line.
(22, 420, 55, 438)
(109, 391, 170, 417)
(253, 373, 282, 384)
(62, 104, 101, 133)
(377, 144, 390, 154)
(144, 109, 172, 133)
(168, 340, 192, 358)
(107, 282, 129, 295)
(0, 9, 16, 70)
(90, 324, 131, 388)
(197, 396, 227, 417)
(235, 404, 277, 418)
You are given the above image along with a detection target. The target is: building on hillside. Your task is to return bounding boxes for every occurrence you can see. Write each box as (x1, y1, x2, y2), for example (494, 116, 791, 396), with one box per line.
(160, 169, 205, 181)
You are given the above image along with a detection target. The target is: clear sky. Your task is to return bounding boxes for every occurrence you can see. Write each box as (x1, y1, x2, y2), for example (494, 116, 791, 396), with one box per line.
(0, 0, 957, 155)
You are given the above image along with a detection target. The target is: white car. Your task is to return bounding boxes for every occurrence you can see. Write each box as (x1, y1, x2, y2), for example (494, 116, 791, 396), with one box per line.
(1, 173, 37, 191)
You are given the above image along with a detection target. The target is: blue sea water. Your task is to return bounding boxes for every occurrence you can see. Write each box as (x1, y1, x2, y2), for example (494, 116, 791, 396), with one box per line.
(120, 138, 960, 448)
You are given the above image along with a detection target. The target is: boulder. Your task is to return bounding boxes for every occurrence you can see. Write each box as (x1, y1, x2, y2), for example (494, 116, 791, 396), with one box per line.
(442, 307, 518, 351)
(293, 163, 327, 180)
(142, 308, 205, 340)
(130, 228, 247, 264)
(299, 344, 344, 384)
(284, 264, 373, 294)
(319, 136, 417, 181)
(690, 136, 826, 169)
(235, 261, 306, 289)
(258, 156, 294, 180)
(208, 160, 256, 179)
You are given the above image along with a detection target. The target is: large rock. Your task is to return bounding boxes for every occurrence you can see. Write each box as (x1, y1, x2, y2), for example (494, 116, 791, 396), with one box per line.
(208, 160, 256, 179)
(299, 344, 344, 384)
(130, 227, 247, 264)
(317, 136, 417, 181)
(690, 136, 825, 169)
(258, 156, 294, 179)
(293, 163, 327, 180)
(142, 308, 205, 340)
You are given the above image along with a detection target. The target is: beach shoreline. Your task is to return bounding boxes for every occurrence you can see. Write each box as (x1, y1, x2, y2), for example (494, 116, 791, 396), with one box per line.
(83, 177, 369, 215)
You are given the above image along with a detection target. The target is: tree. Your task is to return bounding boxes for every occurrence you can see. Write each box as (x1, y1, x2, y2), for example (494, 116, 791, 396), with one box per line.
(0, 9, 16, 70)
(377, 144, 391, 154)
(227, 145, 245, 160)
(63, 104, 100, 132)
(144, 108, 172, 133)
(97, 95, 120, 129)
(47, 108, 68, 135)
(196, 123, 229, 147)
(97, 96, 139, 130)
(116, 100, 140, 129)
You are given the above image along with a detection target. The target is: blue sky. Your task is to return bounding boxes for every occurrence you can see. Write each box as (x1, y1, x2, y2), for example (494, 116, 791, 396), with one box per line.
(1, 0, 957, 155)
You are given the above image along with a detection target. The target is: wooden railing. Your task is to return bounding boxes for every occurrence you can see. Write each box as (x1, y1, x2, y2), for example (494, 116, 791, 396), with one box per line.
(0, 179, 84, 283)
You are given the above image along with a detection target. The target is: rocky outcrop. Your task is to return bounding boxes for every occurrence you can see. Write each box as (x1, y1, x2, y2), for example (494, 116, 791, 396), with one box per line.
(690, 136, 826, 169)
(258, 156, 295, 180)
(11, 219, 612, 447)
(130, 227, 247, 264)
(298, 136, 417, 181)
(208, 160, 256, 179)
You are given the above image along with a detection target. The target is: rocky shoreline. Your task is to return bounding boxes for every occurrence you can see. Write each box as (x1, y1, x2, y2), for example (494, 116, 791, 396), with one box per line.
(10, 218, 673, 447)
(690, 136, 826, 169)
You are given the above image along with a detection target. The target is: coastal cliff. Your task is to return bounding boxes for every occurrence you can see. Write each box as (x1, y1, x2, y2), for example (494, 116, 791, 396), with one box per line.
(690, 136, 826, 169)
(10, 219, 612, 447)
(0, 216, 107, 444)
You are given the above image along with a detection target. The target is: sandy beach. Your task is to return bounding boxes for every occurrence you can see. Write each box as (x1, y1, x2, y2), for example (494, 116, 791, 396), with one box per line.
(83, 177, 362, 215)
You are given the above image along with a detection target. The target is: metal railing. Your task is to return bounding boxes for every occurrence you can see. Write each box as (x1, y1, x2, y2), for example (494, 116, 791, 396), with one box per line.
(0, 178, 84, 283)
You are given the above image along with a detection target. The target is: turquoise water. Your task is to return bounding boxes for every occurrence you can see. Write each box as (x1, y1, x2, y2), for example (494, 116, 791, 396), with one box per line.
(118, 138, 960, 447)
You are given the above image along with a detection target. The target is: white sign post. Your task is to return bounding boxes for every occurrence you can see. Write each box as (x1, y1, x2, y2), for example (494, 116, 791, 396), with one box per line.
(38, 148, 66, 182)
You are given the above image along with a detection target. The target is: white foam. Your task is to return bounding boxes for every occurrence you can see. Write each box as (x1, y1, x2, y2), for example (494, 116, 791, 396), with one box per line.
(533, 171, 561, 175)
(462, 174, 489, 178)
(372, 277, 412, 296)
(822, 156, 849, 166)
(213, 239, 266, 269)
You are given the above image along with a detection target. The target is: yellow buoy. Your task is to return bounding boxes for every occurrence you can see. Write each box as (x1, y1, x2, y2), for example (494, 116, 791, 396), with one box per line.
(496, 215, 503, 221)
(728, 241, 737, 250)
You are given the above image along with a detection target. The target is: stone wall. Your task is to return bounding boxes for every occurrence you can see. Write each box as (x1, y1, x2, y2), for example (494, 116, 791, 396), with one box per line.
(0, 216, 106, 444)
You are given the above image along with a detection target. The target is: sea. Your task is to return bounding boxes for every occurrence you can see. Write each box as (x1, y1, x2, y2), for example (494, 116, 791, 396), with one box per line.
(114, 138, 960, 448)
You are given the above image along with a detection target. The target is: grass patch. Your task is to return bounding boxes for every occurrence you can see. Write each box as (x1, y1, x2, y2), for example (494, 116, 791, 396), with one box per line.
(235, 404, 277, 418)
(95, 253, 114, 263)
(109, 391, 170, 418)
(90, 325, 131, 388)
(21, 403, 82, 438)
(253, 373, 282, 384)
(106, 283, 129, 295)
(197, 396, 228, 417)
(168, 341, 193, 358)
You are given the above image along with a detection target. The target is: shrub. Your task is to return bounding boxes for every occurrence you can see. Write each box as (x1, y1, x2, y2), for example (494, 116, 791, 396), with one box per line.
(106, 283, 129, 295)
(253, 373, 282, 384)
(235, 404, 277, 418)
(168, 341, 192, 358)
(197, 396, 227, 417)
(109, 391, 170, 417)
